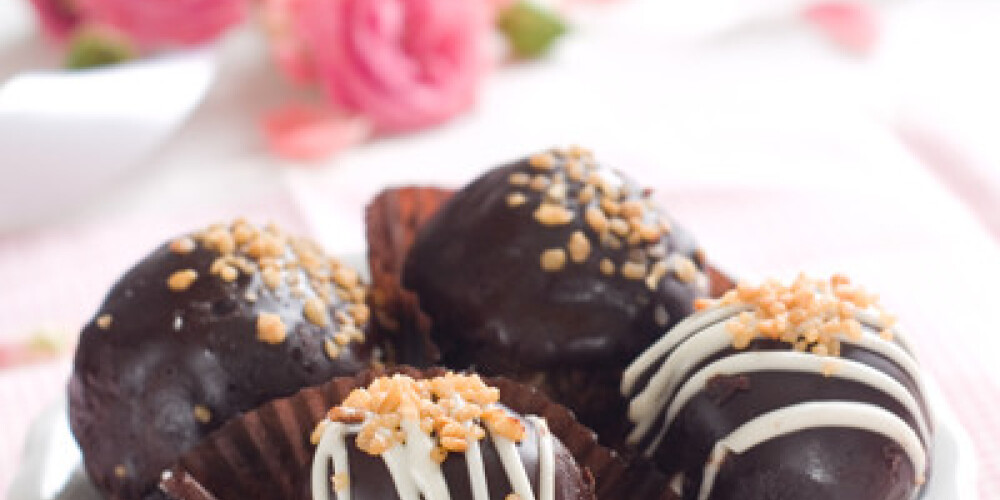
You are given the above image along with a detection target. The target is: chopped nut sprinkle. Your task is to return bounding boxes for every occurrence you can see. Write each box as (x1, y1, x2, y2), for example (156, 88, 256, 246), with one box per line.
(193, 405, 212, 424)
(262, 267, 283, 289)
(169, 237, 196, 254)
(333, 268, 359, 288)
(621, 261, 647, 280)
(620, 200, 644, 218)
(320, 373, 524, 458)
(700, 274, 892, 357)
(506, 149, 700, 293)
(324, 339, 340, 360)
(349, 304, 370, 325)
(257, 313, 287, 344)
(180, 219, 370, 352)
(507, 192, 527, 208)
(540, 248, 567, 272)
(646, 260, 669, 291)
(600, 258, 615, 276)
(304, 297, 330, 327)
(609, 217, 630, 237)
(509, 172, 531, 186)
(568, 231, 591, 263)
(334, 331, 352, 346)
(529, 153, 556, 170)
(600, 198, 621, 217)
(167, 269, 198, 292)
(332, 473, 349, 492)
(96, 314, 112, 330)
(534, 204, 574, 226)
(585, 207, 608, 233)
(672, 255, 699, 283)
(219, 266, 238, 283)
(546, 183, 567, 202)
(114, 465, 128, 478)
(529, 175, 551, 191)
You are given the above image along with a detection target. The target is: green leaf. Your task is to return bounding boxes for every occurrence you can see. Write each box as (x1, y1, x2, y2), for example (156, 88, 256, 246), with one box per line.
(497, 1, 568, 59)
(64, 27, 137, 70)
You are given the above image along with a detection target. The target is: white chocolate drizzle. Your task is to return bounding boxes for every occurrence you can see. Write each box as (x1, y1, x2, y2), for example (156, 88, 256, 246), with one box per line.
(622, 303, 931, 497)
(313, 422, 354, 500)
(653, 351, 931, 453)
(528, 416, 555, 500)
(696, 402, 927, 500)
(311, 409, 555, 500)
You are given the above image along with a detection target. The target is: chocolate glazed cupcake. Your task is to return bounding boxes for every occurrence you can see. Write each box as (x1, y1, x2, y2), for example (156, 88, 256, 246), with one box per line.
(69, 220, 378, 500)
(161, 367, 673, 500)
(399, 147, 711, 444)
(621, 275, 932, 500)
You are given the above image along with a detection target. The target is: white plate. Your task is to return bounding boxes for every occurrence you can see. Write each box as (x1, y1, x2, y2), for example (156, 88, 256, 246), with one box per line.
(6, 374, 979, 500)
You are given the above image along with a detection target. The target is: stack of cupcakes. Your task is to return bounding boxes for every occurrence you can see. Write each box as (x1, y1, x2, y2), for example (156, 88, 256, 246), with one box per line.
(66, 147, 932, 500)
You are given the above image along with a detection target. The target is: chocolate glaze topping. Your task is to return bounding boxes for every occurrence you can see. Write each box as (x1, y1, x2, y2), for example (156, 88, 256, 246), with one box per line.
(401, 149, 708, 441)
(69, 220, 376, 500)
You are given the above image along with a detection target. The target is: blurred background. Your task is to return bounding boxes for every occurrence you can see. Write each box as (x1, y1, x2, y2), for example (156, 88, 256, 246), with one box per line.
(0, 0, 998, 497)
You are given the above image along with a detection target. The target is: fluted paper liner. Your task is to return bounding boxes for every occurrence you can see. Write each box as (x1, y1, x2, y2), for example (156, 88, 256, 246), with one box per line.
(160, 366, 677, 500)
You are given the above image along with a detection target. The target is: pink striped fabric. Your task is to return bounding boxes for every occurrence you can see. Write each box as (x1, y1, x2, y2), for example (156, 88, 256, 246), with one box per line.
(0, 185, 997, 499)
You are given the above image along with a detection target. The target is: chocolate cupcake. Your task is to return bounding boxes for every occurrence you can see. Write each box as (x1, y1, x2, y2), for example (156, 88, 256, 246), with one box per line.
(309, 372, 593, 500)
(161, 367, 673, 500)
(69, 219, 378, 500)
(621, 275, 932, 500)
(396, 147, 711, 442)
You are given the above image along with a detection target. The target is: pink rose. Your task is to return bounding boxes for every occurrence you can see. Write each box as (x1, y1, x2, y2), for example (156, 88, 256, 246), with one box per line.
(28, 0, 83, 40)
(272, 0, 491, 133)
(72, 0, 246, 49)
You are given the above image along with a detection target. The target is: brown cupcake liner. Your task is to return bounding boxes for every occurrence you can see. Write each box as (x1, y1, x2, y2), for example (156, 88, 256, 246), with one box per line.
(160, 365, 677, 500)
(365, 187, 454, 365)
(365, 187, 736, 365)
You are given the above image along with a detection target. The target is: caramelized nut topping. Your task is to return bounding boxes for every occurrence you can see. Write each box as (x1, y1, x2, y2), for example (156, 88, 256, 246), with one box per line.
(256, 313, 287, 344)
(193, 405, 212, 424)
(320, 374, 526, 458)
(540, 248, 567, 272)
(304, 297, 330, 327)
(534, 204, 573, 226)
(567, 231, 591, 263)
(167, 269, 198, 292)
(169, 237, 196, 254)
(96, 314, 112, 330)
(702, 274, 894, 357)
(600, 258, 615, 276)
(507, 192, 527, 208)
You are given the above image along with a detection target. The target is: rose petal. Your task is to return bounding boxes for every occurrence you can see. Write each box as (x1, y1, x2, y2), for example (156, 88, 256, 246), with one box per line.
(28, 0, 83, 41)
(75, 0, 246, 49)
(288, 0, 491, 132)
(803, 2, 879, 54)
(261, 104, 372, 161)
